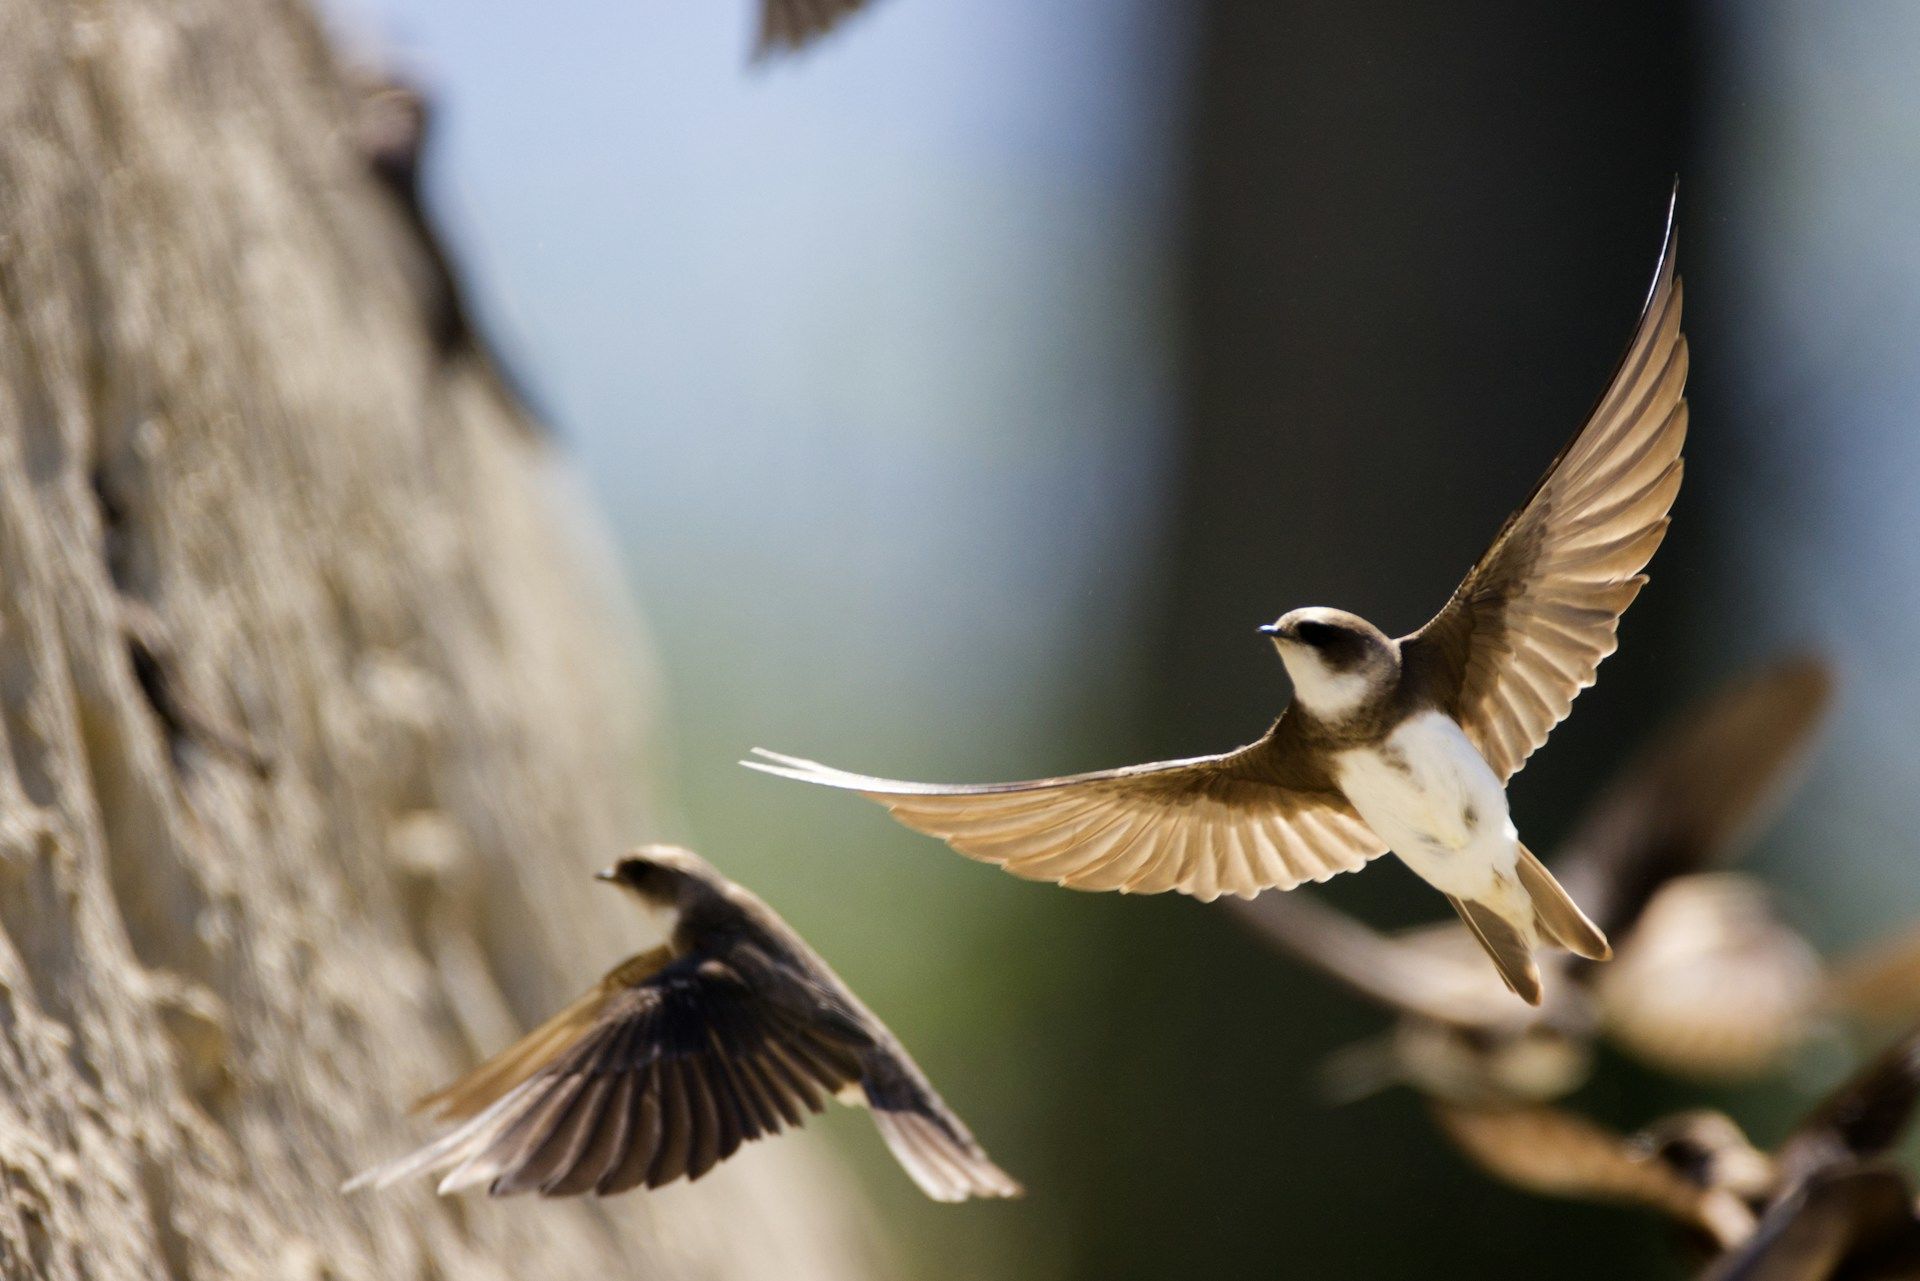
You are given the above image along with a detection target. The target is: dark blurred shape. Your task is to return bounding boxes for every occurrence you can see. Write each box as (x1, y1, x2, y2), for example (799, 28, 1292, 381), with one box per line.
(756, 0, 875, 59)
(353, 72, 546, 425)
(1700, 1169, 1920, 1281)
(126, 624, 274, 780)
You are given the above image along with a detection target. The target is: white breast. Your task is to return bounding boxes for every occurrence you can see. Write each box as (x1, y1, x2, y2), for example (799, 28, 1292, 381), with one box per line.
(1334, 710, 1515, 894)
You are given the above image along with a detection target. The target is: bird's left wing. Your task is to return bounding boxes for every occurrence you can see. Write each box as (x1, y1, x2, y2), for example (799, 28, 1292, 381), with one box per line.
(1432, 1102, 1756, 1248)
(1400, 193, 1688, 781)
(345, 942, 876, 1198)
(744, 722, 1388, 902)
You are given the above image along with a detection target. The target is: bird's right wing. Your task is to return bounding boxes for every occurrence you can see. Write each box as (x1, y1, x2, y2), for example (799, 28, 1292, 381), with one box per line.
(744, 722, 1388, 903)
(1432, 1103, 1756, 1247)
(1552, 655, 1833, 942)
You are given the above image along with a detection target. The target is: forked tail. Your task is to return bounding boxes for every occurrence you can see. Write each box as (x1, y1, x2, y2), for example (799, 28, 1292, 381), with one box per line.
(1445, 893, 1543, 1006)
(1515, 844, 1612, 962)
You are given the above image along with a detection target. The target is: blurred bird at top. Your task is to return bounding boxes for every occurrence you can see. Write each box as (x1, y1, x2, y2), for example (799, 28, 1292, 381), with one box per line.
(1227, 655, 1840, 1105)
(756, 0, 874, 58)
(347, 846, 1019, 1202)
(1435, 1025, 1920, 1278)
(749, 193, 1688, 1005)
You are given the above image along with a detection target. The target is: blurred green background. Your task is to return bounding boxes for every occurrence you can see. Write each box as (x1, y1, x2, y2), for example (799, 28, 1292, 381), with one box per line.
(327, 0, 1920, 1275)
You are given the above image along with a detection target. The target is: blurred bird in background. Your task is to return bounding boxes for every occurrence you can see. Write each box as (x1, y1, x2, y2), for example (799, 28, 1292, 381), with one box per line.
(748, 195, 1688, 1006)
(756, 0, 875, 58)
(347, 846, 1020, 1202)
(1434, 1025, 1920, 1279)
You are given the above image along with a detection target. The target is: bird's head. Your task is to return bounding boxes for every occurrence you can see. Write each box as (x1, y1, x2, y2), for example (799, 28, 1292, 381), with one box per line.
(1634, 1111, 1774, 1199)
(595, 844, 717, 912)
(1259, 608, 1397, 717)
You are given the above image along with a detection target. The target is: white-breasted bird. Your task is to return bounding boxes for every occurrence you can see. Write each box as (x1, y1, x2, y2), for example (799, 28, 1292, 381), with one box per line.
(747, 193, 1687, 1005)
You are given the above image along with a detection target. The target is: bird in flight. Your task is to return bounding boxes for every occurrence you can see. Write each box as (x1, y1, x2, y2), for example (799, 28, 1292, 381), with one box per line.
(756, 0, 874, 58)
(345, 846, 1020, 1202)
(747, 193, 1688, 1005)
(1436, 1024, 1920, 1276)
(1227, 655, 1837, 1103)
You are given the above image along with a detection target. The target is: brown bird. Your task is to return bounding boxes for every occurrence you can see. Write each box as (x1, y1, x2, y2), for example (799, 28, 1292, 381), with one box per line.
(1436, 1024, 1920, 1273)
(748, 192, 1689, 1005)
(756, 0, 874, 58)
(1227, 656, 1836, 1103)
(345, 846, 1020, 1202)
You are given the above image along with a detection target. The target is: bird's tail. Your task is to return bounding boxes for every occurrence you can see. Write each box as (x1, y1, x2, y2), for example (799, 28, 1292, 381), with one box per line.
(1445, 848, 1610, 1007)
(853, 1057, 1022, 1202)
(1515, 844, 1611, 962)
(1445, 893, 1544, 1006)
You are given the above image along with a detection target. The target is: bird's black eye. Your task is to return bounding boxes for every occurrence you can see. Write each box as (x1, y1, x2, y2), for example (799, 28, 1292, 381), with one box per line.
(1294, 621, 1342, 649)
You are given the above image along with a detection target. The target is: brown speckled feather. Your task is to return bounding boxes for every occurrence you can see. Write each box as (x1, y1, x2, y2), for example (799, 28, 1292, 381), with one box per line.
(1401, 193, 1688, 781)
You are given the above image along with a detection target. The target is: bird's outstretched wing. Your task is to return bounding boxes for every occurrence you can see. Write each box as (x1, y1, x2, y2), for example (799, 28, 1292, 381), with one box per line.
(346, 942, 878, 1198)
(1552, 656, 1833, 943)
(744, 721, 1388, 902)
(1432, 1102, 1756, 1248)
(1700, 1168, 1920, 1281)
(1401, 192, 1688, 781)
(757, 0, 872, 57)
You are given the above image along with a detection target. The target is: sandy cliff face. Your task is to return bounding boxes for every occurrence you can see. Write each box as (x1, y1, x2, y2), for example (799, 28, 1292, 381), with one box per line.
(0, 3, 876, 1277)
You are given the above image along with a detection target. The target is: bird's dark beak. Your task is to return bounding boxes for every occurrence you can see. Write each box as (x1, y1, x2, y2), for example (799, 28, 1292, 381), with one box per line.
(594, 866, 619, 883)
(1258, 622, 1288, 639)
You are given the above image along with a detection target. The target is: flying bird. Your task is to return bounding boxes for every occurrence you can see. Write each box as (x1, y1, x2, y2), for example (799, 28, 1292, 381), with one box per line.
(1226, 656, 1836, 1102)
(748, 194, 1689, 1004)
(757, 0, 874, 57)
(345, 845, 1020, 1202)
(1435, 1024, 1920, 1273)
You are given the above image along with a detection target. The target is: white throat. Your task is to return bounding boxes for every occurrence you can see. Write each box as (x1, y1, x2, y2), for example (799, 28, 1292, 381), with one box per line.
(1281, 650, 1379, 718)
